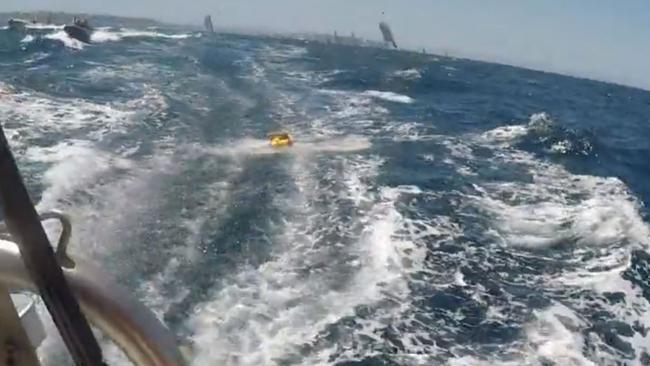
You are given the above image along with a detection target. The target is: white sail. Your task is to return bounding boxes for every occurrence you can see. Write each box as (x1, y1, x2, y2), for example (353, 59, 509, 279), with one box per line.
(204, 15, 214, 34)
(379, 21, 397, 48)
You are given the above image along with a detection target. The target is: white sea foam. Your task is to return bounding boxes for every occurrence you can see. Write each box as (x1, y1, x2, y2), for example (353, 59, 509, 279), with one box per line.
(90, 29, 122, 42)
(445, 302, 596, 366)
(114, 29, 192, 40)
(392, 68, 422, 80)
(544, 250, 650, 365)
(470, 149, 649, 249)
(44, 30, 84, 49)
(480, 124, 529, 143)
(40, 27, 190, 48)
(363, 90, 414, 104)
(525, 303, 595, 366)
(469, 112, 649, 250)
(186, 151, 439, 365)
(452, 113, 650, 365)
(480, 112, 553, 145)
(0, 84, 165, 142)
(20, 34, 34, 43)
(383, 121, 439, 141)
(197, 135, 371, 158)
(26, 140, 133, 210)
(88, 28, 192, 43)
(25, 24, 63, 30)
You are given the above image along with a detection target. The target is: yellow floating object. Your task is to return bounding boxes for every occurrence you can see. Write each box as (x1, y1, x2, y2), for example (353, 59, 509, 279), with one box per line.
(268, 132, 293, 148)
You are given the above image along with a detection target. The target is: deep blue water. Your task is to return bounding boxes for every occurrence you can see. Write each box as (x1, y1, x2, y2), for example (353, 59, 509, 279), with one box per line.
(2, 22, 650, 366)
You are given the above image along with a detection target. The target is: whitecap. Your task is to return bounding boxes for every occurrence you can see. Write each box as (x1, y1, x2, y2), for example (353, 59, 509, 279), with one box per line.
(44, 30, 84, 49)
(392, 68, 422, 80)
(363, 90, 414, 104)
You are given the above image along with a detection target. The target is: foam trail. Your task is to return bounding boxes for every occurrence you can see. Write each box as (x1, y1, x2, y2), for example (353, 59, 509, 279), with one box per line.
(197, 135, 371, 158)
(187, 155, 424, 365)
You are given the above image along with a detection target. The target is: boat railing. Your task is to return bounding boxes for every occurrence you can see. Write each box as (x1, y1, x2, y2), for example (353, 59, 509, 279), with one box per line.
(0, 211, 189, 366)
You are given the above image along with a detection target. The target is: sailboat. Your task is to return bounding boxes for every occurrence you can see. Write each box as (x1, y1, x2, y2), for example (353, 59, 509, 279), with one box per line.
(204, 15, 214, 34)
(379, 21, 398, 48)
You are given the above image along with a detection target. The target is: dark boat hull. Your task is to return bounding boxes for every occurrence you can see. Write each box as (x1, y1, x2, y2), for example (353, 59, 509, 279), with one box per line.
(63, 25, 91, 43)
(7, 19, 28, 32)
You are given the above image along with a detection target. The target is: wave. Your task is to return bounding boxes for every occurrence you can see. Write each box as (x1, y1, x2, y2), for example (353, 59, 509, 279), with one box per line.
(481, 112, 597, 157)
(362, 90, 414, 104)
(440, 112, 650, 364)
(318, 89, 389, 121)
(25, 24, 64, 30)
(0, 82, 167, 150)
(447, 302, 597, 366)
(470, 153, 648, 249)
(110, 29, 193, 40)
(391, 68, 422, 80)
(469, 114, 645, 250)
(89, 29, 193, 44)
(44, 30, 85, 49)
(394, 113, 650, 366)
(20, 34, 35, 43)
(89, 29, 122, 43)
(25, 140, 133, 210)
(12, 27, 194, 49)
(382, 121, 440, 141)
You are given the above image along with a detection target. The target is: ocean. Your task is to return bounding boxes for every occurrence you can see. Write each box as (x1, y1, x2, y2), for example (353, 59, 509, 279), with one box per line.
(1, 21, 650, 366)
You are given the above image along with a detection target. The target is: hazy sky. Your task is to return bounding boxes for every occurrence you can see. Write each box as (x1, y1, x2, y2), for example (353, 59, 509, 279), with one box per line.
(3, 0, 650, 90)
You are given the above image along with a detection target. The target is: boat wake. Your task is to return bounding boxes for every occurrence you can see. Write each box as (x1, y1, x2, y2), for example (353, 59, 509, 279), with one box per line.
(195, 135, 372, 157)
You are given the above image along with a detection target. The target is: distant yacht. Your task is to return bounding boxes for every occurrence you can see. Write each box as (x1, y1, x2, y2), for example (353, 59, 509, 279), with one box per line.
(64, 17, 93, 43)
(204, 15, 214, 34)
(7, 18, 30, 32)
(379, 21, 397, 48)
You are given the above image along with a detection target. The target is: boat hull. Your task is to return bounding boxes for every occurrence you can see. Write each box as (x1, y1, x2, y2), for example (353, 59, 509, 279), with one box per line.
(7, 19, 28, 32)
(64, 25, 91, 43)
